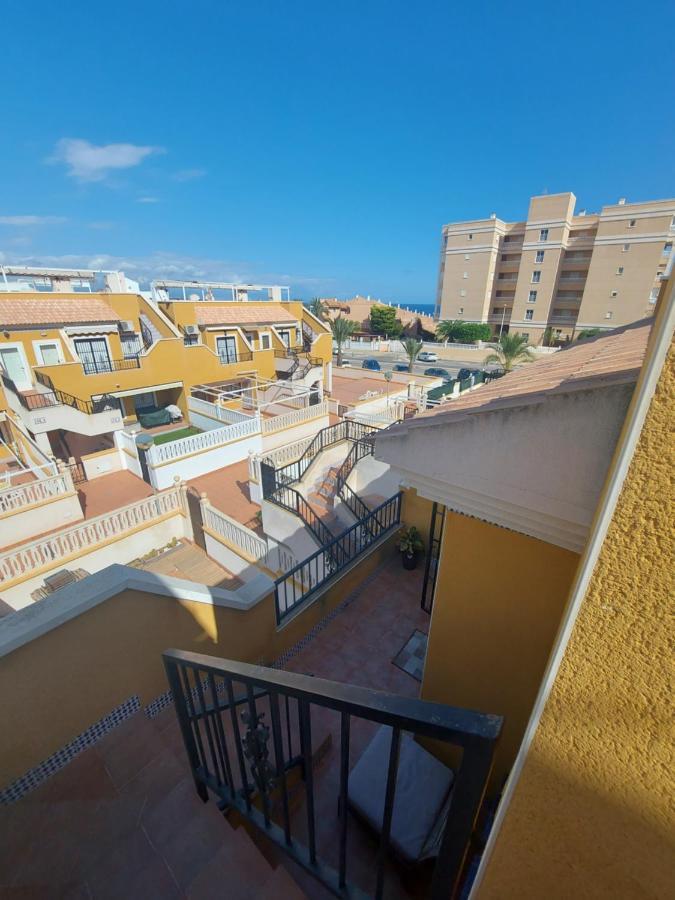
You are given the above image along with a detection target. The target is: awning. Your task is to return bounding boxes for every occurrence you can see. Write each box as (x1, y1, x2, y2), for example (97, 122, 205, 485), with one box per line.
(106, 381, 183, 399)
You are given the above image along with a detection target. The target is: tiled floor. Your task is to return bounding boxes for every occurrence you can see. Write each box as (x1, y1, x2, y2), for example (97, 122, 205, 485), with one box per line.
(77, 470, 154, 519)
(1, 558, 431, 899)
(189, 459, 261, 531)
(131, 539, 243, 591)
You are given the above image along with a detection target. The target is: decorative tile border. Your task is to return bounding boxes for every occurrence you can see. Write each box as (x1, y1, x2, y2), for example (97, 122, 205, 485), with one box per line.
(0, 694, 140, 805)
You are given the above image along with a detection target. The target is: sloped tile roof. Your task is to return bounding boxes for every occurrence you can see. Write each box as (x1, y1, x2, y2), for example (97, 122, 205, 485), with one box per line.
(0, 297, 119, 328)
(196, 304, 298, 326)
(383, 318, 652, 435)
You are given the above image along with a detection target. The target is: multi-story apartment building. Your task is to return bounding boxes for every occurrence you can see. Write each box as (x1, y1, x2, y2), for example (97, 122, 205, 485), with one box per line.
(436, 191, 675, 342)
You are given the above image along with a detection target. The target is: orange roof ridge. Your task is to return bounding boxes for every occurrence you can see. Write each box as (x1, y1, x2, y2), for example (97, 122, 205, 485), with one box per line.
(383, 318, 652, 434)
(0, 296, 119, 327)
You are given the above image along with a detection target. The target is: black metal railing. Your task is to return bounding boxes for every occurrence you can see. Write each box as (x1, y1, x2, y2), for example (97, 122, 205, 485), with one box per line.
(80, 356, 141, 375)
(2, 372, 121, 417)
(218, 350, 254, 366)
(275, 492, 402, 624)
(263, 420, 377, 497)
(163, 649, 502, 900)
(140, 316, 155, 352)
(270, 484, 343, 558)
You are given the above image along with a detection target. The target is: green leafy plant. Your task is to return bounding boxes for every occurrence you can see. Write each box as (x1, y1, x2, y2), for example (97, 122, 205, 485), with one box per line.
(576, 328, 601, 341)
(398, 525, 424, 555)
(401, 337, 423, 372)
(436, 320, 491, 344)
(329, 315, 358, 365)
(369, 305, 404, 337)
(308, 297, 327, 320)
(484, 333, 535, 373)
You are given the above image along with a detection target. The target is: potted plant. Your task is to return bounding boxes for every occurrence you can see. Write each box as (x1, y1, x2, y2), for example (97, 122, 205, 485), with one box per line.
(398, 526, 424, 570)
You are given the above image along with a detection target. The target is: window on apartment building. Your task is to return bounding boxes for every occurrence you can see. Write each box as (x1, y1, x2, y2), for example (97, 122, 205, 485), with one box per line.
(460, 289, 466, 297)
(121, 333, 142, 359)
(260, 333, 272, 350)
(463, 271, 468, 279)
(501, 253, 507, 261)
(622, 243, 630, 252)
(528, 290, 537, 303)
(531, 270, 541, 283)
(216, 335, 238, 363)
(464, 254, 470, 260)
(458, 307, 464, 315)
(664, 242, 673, 255)
(74, 338, 112, 375)
(468, 233, 473, 240)
(628, 219, 636, 227)
(610, 290, 618, 297)
(525, 309, 534, 320)
(535, 250, 545, 263)
(183, 333, 199, 346)
(520, 333, 530, 341)
(606, 311, 614, 319)
(539, 229, 549, 242)
(616, 266, 624, 275)
(649, 288, 659, 304)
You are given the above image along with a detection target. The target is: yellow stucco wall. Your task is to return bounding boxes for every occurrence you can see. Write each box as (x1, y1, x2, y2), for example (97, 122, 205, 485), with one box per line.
(476, 343, 674, 899)
(0, 536, 397, 790)
(422, 511, 580, 786)
(401, 486, 434, 536)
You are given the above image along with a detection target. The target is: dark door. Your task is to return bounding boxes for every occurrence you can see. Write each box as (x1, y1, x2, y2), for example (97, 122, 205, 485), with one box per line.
(216, 335, 238, 363)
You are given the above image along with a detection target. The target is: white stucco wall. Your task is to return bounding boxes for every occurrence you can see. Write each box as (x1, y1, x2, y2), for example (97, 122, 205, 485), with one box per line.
(148, 433, 263, 490)
(2, 513, 190, 611)
(375, 383, 634, 550)
(0, 492, 84, 549)
(260, 414, 330, 452)
(82, 449, 124, 480)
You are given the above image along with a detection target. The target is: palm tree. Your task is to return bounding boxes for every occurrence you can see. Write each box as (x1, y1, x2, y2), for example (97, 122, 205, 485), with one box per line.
(330, 316, 357, 366)
(484, 333, 535, 373)
(435, 319, 462, 343)
(308, 297, 327, 320)
(402, 337, 423, 373)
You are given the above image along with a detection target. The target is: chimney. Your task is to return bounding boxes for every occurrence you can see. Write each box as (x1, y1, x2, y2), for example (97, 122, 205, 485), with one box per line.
(618, 198, 626, 205)
(489, 212, 496, 219)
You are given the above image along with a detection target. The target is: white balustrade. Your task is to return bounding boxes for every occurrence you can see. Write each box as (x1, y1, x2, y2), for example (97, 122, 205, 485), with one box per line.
(201, 501, 298, 574)
(147, 416, 261, 464)
(188, 396, 254, 425)
(0, 485, 185, 583)
(261, 400, 329, 434)
(0, 471, 74, 515)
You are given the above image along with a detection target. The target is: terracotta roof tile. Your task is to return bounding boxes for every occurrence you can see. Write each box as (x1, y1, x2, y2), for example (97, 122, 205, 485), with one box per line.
(0, 296, 119, 328)
(196, 304, 298, 326)
(383, 318, 652, 435)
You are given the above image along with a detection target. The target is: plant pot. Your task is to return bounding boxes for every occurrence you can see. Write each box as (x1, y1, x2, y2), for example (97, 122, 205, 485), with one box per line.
(401, 550, 418, 570)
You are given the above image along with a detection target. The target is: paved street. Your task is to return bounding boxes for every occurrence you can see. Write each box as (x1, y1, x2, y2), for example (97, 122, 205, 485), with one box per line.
(336, 345, 486, 378)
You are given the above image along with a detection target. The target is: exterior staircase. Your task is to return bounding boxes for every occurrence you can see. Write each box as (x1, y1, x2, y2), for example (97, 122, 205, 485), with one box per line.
(139, 313, 162, 350)
(0, 707, 309, 898)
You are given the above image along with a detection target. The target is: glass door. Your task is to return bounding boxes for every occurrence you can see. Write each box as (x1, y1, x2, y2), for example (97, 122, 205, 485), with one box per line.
(216, 335, 238, 364)
(74, 338, 112, 374)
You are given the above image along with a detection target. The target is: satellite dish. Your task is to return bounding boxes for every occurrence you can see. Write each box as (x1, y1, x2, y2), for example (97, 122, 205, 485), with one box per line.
(189, 293, 200, 301)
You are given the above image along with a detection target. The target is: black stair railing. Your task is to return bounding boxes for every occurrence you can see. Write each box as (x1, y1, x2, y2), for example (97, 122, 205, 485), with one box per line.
(163, 650, 502, 900)
(269, 483, 345, 567)
(2, 372, 121, 417)
(274, 492, 402, 623)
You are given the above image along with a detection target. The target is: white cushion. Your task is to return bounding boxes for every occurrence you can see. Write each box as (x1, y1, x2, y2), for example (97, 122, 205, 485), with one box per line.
(347, 725, 454, 862)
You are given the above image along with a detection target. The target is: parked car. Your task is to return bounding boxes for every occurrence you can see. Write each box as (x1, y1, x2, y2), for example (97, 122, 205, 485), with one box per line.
(362, 358, 381, 371)
(393, 363, 409, 372)
(457, 367, 479, 381)
(418, 351, 438, 362)
(424, 367, 452, 381)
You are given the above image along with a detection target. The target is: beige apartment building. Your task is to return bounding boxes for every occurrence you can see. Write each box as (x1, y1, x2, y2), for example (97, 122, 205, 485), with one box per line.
(436, 192, 675, 342)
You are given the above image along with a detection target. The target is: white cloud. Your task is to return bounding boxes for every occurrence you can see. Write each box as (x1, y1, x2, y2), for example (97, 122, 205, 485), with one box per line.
(0, 215, 67, 226)
(137, 196, 160, 204)
(0, 251, 326, 292)
(49, 138, 163, 182)
(172, 168, 207, 182)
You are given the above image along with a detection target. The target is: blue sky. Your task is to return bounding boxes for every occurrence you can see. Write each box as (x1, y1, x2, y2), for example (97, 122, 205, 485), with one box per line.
(1, 0, 673, 302)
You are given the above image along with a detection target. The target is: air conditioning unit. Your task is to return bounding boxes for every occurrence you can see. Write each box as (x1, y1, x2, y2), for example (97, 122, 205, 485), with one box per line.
(119, 320, 135, 333)
(184, 324, 199, 335)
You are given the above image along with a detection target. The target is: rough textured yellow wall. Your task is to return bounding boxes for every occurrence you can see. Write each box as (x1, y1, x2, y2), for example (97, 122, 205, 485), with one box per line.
(422, 512, 579, 786)
(476, 344, 675, 899)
